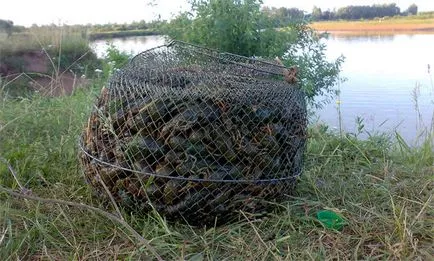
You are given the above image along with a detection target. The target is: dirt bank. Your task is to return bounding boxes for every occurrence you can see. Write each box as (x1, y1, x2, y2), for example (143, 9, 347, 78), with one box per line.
(0, 50, 88, 96)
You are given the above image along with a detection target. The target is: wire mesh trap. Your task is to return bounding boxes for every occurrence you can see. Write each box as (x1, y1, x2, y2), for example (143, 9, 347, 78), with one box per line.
(79, 41, 307, 226)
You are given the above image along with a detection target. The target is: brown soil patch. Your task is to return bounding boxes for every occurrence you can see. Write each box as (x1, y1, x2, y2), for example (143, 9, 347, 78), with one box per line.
(29, 72, 87, 96)
(1, 50, 87, 96)
(21, 51, 50, 73)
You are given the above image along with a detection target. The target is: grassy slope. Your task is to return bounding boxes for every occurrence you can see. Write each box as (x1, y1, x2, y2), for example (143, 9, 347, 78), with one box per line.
(0, 86, 433, 260)
(310, 17, 434, 32)
(0, 29, 100, 99)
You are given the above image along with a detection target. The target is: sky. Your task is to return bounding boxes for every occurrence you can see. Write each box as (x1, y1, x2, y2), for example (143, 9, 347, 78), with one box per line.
(1, 0, 433, 27)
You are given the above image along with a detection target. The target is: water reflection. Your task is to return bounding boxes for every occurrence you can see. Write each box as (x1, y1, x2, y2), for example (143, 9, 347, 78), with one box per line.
(318, 33, 434, 144)
(324, 30, 434, 41)
(90, 35, 167, 58)
(327, 33, 396, 42)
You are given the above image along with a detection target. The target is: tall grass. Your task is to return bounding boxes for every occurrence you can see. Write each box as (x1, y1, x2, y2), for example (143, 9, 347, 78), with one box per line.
(0, 26, 88, 56)
(0, 26, 99, 76)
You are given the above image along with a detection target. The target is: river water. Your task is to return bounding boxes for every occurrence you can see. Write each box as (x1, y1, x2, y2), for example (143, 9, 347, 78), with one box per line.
(90, 33, 434, 144)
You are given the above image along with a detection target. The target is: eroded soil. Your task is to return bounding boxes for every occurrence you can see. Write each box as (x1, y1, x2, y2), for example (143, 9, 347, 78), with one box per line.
(0, 50, 87, 96)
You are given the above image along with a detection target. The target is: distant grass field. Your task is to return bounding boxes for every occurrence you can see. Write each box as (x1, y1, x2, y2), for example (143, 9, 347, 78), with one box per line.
(311, 17, 434, 32)
(0, 81, 432, 259)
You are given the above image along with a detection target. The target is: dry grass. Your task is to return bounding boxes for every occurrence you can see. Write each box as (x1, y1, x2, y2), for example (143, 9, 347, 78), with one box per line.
(310, 18, 434, 32)
(0, 27, 88, 56)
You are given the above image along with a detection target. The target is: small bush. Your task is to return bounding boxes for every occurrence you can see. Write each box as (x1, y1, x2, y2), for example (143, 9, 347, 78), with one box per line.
(101, 43, 132, 78)
(163, 0, 344, 107)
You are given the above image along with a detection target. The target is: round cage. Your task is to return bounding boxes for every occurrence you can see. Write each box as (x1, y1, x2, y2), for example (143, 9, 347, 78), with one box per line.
(79, 41, 307, 226)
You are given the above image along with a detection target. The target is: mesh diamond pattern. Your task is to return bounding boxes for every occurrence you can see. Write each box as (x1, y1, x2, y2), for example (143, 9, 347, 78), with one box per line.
(79, 41, 307, 226)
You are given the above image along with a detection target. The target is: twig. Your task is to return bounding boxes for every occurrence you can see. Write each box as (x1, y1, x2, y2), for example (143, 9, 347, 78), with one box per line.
(0, 156, 27, 193)
(0, 155, 162, 260)
(96, 174, 125, 221)
(240, 211, 280, 259)
(0, 227, 7, 245)
(0, 185, 163, 261)
(60, 50, 90, 77)
(411, 194, 433, 227)
(32, 33, 58, 76)
(0, 73, 27, 90)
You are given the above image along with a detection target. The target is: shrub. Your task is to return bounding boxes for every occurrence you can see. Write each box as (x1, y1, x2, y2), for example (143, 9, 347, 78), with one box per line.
(163, 0, 344, 107)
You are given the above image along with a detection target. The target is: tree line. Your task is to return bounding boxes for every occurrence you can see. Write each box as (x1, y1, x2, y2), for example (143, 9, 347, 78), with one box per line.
(0, 2, 422, 38)
(310, 3, 418, 21)
(254, 3, 419, 27)
(261, 6, 305, 27)
(0, 19, 15, 37)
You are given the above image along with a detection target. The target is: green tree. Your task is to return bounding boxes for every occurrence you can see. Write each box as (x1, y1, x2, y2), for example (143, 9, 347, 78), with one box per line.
(334, 4, 401, 20)
(406, 4, 418, 15)
(262, 7, 304, 26)
(0, 19, 13, 37)
(165, 0, 270, 56)
(163, 0, 343, 106)
(311, 6, 322, 20)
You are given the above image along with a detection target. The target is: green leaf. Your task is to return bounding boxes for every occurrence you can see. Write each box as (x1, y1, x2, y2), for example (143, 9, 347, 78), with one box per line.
(316, 210, 346, 231)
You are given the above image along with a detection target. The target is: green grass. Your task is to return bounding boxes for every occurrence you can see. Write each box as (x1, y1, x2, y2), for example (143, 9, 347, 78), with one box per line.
(0, 85, 433, 260)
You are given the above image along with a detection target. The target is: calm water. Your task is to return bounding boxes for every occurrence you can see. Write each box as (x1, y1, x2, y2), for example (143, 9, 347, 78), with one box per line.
(90, 35, 166, 57)
(91, 34, 434, 144)
(319, 33, 433, 144)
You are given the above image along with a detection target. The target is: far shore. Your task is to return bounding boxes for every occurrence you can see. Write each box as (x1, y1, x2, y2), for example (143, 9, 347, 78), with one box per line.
(310, 18, 434, 32)
(88, 29, 158, 40)
(87, 19, 434, 41)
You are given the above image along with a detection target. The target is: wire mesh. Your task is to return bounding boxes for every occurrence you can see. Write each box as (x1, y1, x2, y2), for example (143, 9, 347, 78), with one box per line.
(79, 40, 307, 226)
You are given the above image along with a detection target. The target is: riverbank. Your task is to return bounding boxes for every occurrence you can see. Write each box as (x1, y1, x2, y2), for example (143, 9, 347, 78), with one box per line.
(310, 17, 434, 32)
(0, 86, 432, 259)
(0, 28, 100, 97)
(88, 29, 158, 40)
